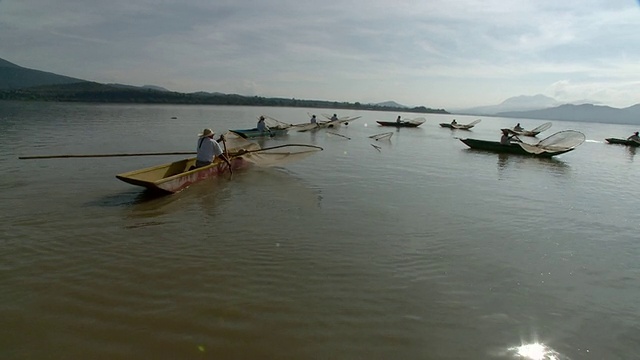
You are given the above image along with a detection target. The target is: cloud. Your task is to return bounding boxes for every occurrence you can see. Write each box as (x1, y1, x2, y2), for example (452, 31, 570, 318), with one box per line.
(1, 0, 640, 108)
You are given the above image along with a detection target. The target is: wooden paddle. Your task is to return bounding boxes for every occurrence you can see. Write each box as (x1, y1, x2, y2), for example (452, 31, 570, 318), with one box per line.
(221, 135, 233, 179)
(19, 151, 195, 160)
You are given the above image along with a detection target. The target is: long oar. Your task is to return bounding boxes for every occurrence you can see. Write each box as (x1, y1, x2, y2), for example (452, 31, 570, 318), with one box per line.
(19, 151, 195, 160)
(231, 144, 323, 156)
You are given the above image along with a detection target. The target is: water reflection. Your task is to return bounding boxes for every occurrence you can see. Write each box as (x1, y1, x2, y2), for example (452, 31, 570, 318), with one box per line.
(494, 152, 570, 176)
(626, 145, 636, 162)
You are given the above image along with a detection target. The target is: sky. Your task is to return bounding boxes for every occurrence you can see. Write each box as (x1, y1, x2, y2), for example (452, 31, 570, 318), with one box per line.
(1, 0, 640, 110)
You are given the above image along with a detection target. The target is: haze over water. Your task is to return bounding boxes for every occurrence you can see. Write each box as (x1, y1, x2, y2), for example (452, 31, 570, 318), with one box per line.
(1, 101, 639, 359)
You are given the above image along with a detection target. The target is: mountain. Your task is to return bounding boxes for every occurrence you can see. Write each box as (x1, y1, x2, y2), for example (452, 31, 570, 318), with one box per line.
(375, 101, 408, 108)
(455, 94, 560, 115)
(0, 57, 87, 90)
(0, 58, 448, 114)
(497, 103, 640, 125)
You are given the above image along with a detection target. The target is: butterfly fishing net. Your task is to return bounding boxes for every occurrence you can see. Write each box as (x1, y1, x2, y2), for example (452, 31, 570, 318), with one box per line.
(263, 116, 292, 129)
(238, 144, 323, 167)
(219, 132, 322, 167)
(518, 130, 585, 154)
(454, 119, 481, 129)
(369, 132, 393, 141)
(406, 117, 426, 125)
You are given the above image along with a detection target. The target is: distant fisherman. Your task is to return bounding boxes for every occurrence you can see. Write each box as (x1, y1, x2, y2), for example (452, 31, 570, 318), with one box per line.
(396, 116, 402, 123)
(310, 115, 317, 124)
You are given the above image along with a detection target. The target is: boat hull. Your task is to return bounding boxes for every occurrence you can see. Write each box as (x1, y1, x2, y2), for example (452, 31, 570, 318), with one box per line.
(116, 157, 247, 194)
(376, 121, 421, 127)
(229, 128, 288, 138)
(459, 139, 573, 157)
(605, 138, 640, 147)
(439, 123, 473, 130)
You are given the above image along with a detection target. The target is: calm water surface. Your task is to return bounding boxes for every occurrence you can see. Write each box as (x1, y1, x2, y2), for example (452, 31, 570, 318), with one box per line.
(1, 101, 639, 359)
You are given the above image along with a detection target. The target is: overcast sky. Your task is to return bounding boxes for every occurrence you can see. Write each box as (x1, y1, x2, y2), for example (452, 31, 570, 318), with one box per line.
(1, 0, 639, 109)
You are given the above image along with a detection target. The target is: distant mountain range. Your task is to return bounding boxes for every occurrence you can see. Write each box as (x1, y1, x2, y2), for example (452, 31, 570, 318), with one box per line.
(455, 94, 640, 125)
(3, 57, 639, 124)
(0, 57, 446, 114)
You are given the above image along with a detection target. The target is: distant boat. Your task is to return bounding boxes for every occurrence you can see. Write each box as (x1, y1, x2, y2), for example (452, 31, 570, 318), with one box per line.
(439, 119, 481, 130)
(376, 117, 425, 128)
(605, 138, 640, 147)
(511, 122, 552, 137)
(229, 128, 288, 138)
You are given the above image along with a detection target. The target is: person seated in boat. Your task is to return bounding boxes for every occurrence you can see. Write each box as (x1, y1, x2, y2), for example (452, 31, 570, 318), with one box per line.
(195, 128, 232, 171)
(396, 116, 402, 123)
(330, 114, 338, 121)
(514, 123, 523, 132)
(451, 119, 457, 125)
(500, 129, 519, 145)
(310, 115, 317, 124)
(627, 131, 640, 142)
(257, 116, 269, 132)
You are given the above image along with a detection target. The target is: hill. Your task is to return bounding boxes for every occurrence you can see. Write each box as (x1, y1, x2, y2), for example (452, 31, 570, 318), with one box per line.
(454, 94, 560, 115)
(497, 104, 640, 125)
(0, 58, 87, 90)
(0, 57, 448, 114)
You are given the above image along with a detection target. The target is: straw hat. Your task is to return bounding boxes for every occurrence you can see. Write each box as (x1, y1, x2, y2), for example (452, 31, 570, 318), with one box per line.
(198, 128, 215, 137)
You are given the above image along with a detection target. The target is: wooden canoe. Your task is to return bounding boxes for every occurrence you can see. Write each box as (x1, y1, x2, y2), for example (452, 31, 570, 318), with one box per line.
(229, 128, 288, 138)
(439, 123, 474, 130)
(459, 138, 574, 157)
(116, 157, 247, 194)
(376, 121, 422, 128)
(605, 138, 640, 147)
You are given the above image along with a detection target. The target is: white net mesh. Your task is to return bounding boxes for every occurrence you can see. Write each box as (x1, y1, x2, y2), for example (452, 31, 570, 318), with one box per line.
(263, 116, 292, 129)
(518, 130, 585, 154)
(369, 132, 393, 141)
(237, 144, 323, 167)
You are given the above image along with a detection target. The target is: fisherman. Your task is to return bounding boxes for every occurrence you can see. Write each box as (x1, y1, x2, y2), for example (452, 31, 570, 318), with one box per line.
(330, 114, 338, 121)
(500, 129, 519, 145)
(627, 131, 640, 142)
(195, 128, 233, 171)
(257, 116, 269, 132)
(310, 115, 317, 124)
(514, 123, 523, 132)
(451, 119, 457, 125)
(396, 116, 402, 123)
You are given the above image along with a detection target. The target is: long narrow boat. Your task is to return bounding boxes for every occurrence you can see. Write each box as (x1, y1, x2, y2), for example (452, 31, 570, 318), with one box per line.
(459, 138, 575, 157)
(116, 157, 246, 194)
(229, 128, 288, 138)
(605, 138, 640, 147)
(115, 140, 323, 194)
(511, 122, 552, 137)
(376, 121, 421, 127)
(440, 119, 481, 130)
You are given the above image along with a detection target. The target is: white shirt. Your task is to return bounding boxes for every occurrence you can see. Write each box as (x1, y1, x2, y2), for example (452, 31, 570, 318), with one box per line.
(196, 137, 223, 162)
(310, 117, 317, 124)
(257, 120, 268, 131)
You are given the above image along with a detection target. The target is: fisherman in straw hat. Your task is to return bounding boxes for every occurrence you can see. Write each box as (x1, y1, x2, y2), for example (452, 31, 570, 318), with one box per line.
(195, 128, 232, 171)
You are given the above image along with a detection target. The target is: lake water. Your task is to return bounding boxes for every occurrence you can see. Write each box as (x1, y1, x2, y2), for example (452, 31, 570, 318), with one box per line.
(1, 101, 639, 359)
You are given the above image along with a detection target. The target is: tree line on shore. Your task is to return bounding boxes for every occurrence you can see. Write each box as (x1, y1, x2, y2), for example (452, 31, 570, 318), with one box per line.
(0, 81, 449, 114)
